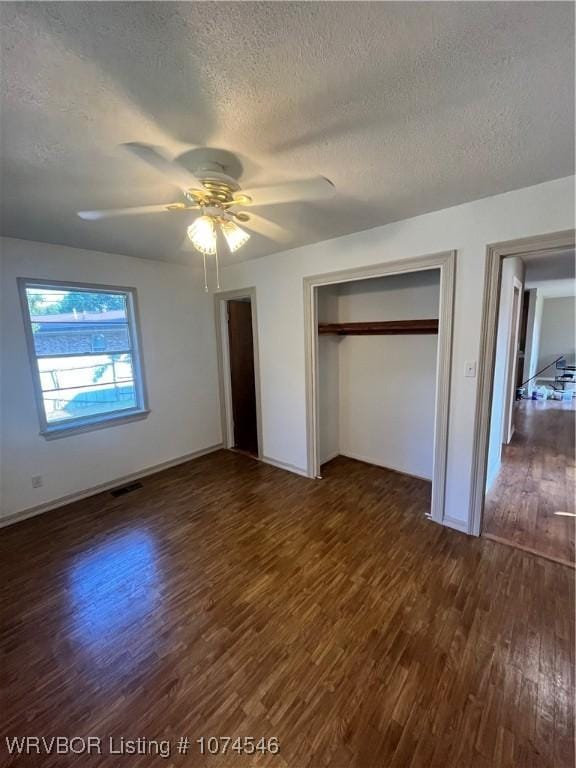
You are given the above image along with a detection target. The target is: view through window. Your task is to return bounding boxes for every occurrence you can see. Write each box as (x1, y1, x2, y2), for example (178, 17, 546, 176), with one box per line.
(21, 282, 147, 434)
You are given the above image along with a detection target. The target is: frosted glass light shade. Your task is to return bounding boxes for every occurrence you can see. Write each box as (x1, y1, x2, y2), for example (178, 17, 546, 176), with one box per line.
(187, 216, 217, 255)
(220, 219, 250, 253)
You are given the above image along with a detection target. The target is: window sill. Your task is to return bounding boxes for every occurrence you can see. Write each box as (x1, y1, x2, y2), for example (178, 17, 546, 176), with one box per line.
(41, 409, 150, 440)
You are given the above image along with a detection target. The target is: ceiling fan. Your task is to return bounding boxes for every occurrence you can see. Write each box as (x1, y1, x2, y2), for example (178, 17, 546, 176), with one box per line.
(77, 143, 336, 289)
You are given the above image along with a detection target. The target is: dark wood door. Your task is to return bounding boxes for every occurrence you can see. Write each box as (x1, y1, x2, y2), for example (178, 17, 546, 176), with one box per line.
(227, 300, 258, 455)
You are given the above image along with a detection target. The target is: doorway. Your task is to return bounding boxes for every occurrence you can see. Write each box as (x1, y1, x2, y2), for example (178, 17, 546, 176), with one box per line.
(228, 299, 258, 454)
(215, 288, 262, 459)
(470, 229, 576, 565)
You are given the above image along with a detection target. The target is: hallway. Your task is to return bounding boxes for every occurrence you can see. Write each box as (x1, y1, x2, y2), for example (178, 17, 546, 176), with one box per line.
(483, 398, 575, 566)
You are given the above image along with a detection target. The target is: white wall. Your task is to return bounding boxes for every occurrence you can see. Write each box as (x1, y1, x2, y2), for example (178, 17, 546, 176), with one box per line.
(486, 256, 525, 490)
(0, 237, 222, 520)
(335, 271, 439, 479)
(537, 296, 576, 372)
(219, 176, 575, 533)
(317, 286, 340, 464)
(317, 272, 440, 476)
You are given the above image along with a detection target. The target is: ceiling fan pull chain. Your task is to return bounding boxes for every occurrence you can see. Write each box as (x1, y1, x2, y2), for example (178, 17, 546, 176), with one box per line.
(202, 251, 208, 293)
(214, 243, 221, 290)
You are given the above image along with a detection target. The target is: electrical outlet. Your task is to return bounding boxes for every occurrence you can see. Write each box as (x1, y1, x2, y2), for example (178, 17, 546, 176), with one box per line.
(31, 475, 43, 488)
(465, 361, 477, 378)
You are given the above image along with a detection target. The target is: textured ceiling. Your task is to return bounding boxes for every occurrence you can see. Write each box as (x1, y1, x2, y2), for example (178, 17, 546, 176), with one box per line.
(1, 2, 574, 265)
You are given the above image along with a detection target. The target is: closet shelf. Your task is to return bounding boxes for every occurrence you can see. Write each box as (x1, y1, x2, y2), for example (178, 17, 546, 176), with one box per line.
(318, 319, 439, 335)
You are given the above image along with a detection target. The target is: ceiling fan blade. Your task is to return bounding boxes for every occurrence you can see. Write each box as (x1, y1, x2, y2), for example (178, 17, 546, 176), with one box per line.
(77, 204, 177, 220)
(122, 143, 204, 193)
(238, 212, 291, 243)
(237, 177, 335, 207)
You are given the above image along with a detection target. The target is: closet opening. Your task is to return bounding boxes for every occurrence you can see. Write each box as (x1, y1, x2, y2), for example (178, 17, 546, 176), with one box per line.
(304, 252, 455, 525)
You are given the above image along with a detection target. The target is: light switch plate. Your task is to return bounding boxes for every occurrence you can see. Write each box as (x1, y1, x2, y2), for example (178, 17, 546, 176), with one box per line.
(465, 361, 477, 378)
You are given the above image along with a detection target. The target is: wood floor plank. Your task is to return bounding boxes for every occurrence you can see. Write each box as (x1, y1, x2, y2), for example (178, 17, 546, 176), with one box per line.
(484, 398, 576, 565)
(0, 450, 573, 767)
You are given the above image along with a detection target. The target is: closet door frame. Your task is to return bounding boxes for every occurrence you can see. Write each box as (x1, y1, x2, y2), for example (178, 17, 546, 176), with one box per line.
(303, 250, 456, 526)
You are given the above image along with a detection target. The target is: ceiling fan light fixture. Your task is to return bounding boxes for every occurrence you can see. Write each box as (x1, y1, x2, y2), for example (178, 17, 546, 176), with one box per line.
(187, 215, 217, 255)
(220, 219, 251, 253)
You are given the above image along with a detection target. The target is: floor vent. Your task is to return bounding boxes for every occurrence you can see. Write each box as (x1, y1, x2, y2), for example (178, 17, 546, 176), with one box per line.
(110, 481, 143, 498)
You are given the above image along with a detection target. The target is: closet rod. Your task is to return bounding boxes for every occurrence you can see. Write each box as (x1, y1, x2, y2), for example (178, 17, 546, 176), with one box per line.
(318, 319, 439, 335)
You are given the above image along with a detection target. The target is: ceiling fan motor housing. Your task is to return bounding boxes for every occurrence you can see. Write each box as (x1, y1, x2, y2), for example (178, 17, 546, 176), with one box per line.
(185, 167, 254, 209)
(183, 163, 238, 207)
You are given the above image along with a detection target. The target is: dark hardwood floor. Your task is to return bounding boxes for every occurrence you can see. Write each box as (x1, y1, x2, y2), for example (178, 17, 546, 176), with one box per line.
(483, 398, 576, 567)
(1, 451, 573, 767)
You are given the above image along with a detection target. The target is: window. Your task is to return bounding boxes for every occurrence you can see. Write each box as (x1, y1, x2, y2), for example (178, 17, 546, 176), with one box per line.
(19, 280, 148, 437)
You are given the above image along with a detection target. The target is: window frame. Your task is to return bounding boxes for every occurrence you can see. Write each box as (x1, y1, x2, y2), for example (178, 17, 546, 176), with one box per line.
(18, 278, 150, 439)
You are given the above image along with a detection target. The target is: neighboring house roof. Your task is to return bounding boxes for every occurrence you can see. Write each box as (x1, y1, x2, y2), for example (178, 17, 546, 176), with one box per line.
(32, 309, 126, 322)
(31, 311, 129, 355)
(32, 311, 127, 335)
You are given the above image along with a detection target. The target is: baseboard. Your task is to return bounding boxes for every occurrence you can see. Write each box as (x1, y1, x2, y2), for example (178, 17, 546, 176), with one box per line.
(441, 515, 471, 535)
(0, 443, 224, 528)
(320, 450, 340, 465)
(338, 451, 432, 483)
(260, 455, 310, 478)
(503, 424, 515, 445)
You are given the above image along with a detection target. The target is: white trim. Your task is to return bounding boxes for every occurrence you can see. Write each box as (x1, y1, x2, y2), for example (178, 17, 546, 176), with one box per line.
(260, 455, 310, 478)
(225, 447, 310, 478)
(0, 443, 223, 528)
(469, 229, 576, 536)
(17, 277, 149, 438)
(442, 516, 470, 534)
(214, 288, 263, 459)
(304, 250, 456, 526)
(42, 408, 150, 440)
(218, 301, 235, 448)
(502, 276, 523, 445)
(319, 450, 340, 465)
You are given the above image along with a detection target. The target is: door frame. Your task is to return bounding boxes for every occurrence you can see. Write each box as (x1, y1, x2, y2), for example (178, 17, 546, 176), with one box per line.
(502, 276, 524, 444)
(214, 287, 263, 459)
(469, 229, 576, 536)
(303, 250, 456, 526)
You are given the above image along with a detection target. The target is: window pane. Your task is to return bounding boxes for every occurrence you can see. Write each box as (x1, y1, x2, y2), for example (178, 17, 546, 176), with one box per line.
(22, 283, 146, 432)
(38, 353, 137, 423)
(26, 288, 131, 356)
